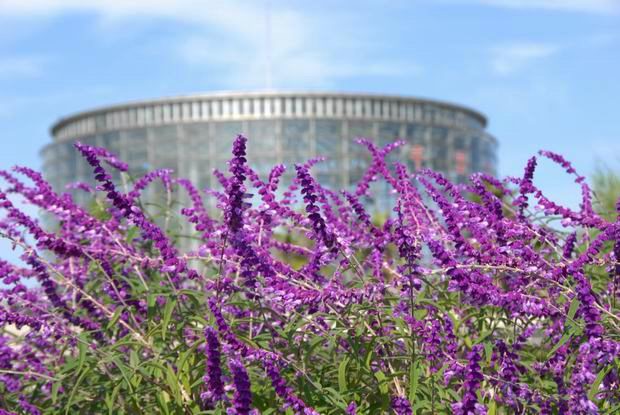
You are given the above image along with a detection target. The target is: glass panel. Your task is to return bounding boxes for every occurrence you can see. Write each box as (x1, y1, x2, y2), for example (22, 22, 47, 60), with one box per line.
(470, 136, 481, 173)
(99, 131, 122, 156)
(347, 120, 374, 184)
(348, 120, 373, 141)
(404, 124, 428, 171)
(250, 158, 279, 179)
(183, 123, 211, 157)
(213, 121, 243, 160)
(405, 124, 426, 145)
(423, 105, 435, 123)
(315, 120, 342, 158)
(125, 129, 149, 174)
(282, 119, 310, 161)
(481, 137, 497, 174)
(150, 126, 179, 171)
(245, 120, 278, 170)
(453, 135, 469, 181)
(430, 127, 448, 173)
(377, 122, 401, 146)
(376, 122, 403, 174)
(246, 120, 277, 151)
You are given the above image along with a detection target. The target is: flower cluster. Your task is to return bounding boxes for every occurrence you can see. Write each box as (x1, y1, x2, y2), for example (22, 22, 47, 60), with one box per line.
(0, 135, 619, 414)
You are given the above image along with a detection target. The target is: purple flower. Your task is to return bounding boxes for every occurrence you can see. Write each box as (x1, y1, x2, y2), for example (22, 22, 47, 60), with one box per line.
(74, 142, 190, 286)
(18, 395, 41, 415)
(229, 358, 252, 414)
(514, 156, 537, 217)
(263, 358, 320, 415)
(295, 163, 335, 250)
(0, 306, 43, 331)
(204, 326, 225, 403)
(452, 345, 486, 415)
(391, 396, 412, 415)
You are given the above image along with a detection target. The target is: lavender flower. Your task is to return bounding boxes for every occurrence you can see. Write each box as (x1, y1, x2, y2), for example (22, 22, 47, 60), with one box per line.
(229, 358, 252, 414)
(391, 396, 412, 415)
(295, 163, 335, 249)
(515, 156, 537, 216)
(204, 326, 225, 403)
(452, 345, 486, 415)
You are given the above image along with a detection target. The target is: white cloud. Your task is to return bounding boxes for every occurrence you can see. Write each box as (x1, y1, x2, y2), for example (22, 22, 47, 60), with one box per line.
(474, 0, 620, 13)
(490, 43, 558, 75)
(178, 34, 420, 89)
(0, 1, 419, 88)
(0, 56, 45, 79)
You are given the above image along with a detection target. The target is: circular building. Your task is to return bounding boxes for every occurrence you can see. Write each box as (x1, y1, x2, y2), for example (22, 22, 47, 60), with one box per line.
(44, 91, 497, 209)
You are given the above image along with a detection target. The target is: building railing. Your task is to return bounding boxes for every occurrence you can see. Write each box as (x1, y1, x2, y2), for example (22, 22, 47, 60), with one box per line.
(52, 93, 487, 141)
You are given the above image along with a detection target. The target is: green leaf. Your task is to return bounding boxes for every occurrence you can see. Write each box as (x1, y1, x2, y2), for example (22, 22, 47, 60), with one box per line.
(322, 386, 348, 408)
(547, 332, 571, 359)
(129, 349, 139, 369)
(484, 341, 493, 366)
(408, 361, 419, 404)
(413, 308, 428, 320)
(51, 381, 61, 404)
(162, 298, 177, 341)
(77, 336, 87, 374)
(374, 370, 389, 395)
(125, 226, 139, 243)
(304, 337, 327, 368)
(112, 357, 134, 394)
(566, 298, 580, 324)
(588, 365, 612, 401)
(165, 364, 181, 402)
(108, 383, 122, 414)
(338, 357, 349, 393)
(475, 329, 493, 345)
(364, 341, 376, 370)
(60, 358, 79, 374)
(464, 336, 473, 348)
(156, 391, 170, 415)
(177, 340, 201, 372)
(107, 306, 124, 331)
(104, 394, 113, 413)
(64, 368, 90, 415)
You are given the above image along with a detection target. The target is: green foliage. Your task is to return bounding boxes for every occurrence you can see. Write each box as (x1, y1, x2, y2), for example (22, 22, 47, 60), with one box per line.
(592, 163, 620, 221)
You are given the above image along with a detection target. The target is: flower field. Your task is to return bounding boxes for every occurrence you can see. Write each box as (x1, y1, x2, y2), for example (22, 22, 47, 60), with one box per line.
(0, 135, 619, 414)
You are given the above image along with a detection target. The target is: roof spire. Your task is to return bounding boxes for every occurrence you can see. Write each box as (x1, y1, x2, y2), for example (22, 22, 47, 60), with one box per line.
(264, 0, 273, 90)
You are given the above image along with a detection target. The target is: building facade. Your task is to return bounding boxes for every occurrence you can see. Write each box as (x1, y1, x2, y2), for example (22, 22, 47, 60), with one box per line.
(44, 91, 497, 209)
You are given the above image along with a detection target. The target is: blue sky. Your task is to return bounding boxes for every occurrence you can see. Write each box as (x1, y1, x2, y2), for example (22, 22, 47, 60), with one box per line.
(0, 0, 619, 209)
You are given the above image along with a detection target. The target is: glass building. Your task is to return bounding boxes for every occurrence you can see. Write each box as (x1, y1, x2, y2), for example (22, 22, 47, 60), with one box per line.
(43, 91, 497, 210)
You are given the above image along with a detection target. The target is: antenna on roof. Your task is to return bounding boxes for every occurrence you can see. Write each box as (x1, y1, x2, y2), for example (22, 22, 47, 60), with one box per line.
(264, 0, 273, 90)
